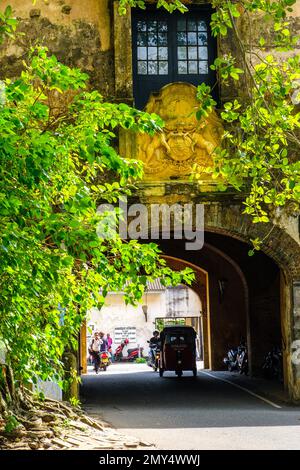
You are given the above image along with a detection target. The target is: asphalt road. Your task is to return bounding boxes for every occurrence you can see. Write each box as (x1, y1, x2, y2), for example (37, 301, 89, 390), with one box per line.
(81, 363, 300, 450)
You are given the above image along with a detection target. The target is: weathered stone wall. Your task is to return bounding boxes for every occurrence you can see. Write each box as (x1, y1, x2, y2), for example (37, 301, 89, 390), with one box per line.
(2, 0, 300, 102)
(0, 0, 114, 96)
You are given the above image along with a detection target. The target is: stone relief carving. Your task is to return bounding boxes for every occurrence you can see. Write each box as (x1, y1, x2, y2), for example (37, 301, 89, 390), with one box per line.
(137, 83, 223, 180)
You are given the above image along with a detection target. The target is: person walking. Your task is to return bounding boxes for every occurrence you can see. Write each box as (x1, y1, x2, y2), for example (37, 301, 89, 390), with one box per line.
(89, 331, 102, 374)
(99, 331, 108, 352)
(106, 333, 114, 362)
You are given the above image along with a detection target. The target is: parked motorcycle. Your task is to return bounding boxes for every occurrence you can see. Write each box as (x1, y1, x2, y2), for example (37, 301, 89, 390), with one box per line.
(114, 339, 143, 362)
(237, 343, 248, 375)
(114, 339, 129, 361)
(223, 341, 248, 375)
(262, 345, 283, 382)
(126, 346, 143, 361)
(223, 347, 238, 372)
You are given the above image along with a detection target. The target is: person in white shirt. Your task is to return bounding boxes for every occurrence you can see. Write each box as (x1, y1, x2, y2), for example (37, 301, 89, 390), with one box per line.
(89, 331, 103, 373)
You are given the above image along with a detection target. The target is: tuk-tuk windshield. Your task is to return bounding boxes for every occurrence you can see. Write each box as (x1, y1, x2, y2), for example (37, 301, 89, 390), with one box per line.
(165, 333, 193, 345)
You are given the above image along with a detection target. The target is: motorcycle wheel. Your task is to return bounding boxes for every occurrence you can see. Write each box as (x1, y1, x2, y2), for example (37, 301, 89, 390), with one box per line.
(176, 370, 183, 378)
(103, 366, 107, 371)
(159, 368, 164, 377)
(193, 368, 197, 377)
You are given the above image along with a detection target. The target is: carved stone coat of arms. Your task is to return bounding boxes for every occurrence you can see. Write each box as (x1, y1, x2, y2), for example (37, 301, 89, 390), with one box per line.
(136, 83, 223, 181)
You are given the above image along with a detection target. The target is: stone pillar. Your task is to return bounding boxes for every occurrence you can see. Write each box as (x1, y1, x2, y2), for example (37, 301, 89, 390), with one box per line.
(291, 281, 300, 402)
(62, 352, 79, 401)
(113, 2, 133, 101)
(278, 276, 300, 402)
(80, 320, 87, 374)
(199, 283, 210, 368)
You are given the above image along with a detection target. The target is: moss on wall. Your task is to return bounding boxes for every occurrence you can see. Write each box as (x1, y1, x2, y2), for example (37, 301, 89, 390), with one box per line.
(0, 0, 114, 97)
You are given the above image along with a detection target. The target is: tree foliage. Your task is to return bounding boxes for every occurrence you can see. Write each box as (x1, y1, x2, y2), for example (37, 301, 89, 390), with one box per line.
(198, 0, 300, 245)
(0, 43, 194, 391)
(117, 0, 188, 15)
(0, 4, 17, 45)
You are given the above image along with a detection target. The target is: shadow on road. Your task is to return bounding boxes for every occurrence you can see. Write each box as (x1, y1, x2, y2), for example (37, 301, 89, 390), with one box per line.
(80, 365, 300, 429)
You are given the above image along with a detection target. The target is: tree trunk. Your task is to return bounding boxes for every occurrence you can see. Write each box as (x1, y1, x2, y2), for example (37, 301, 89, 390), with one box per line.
(0, 364, 17, 418)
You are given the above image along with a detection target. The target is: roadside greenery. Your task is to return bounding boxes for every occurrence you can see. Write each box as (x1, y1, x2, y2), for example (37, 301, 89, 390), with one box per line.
(204, 0, 300, 254)
(135, 357, 147, 363)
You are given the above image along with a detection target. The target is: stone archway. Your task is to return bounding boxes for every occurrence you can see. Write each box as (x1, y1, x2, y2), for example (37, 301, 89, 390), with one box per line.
(135, 197, 300, 402)
(204, 204, 300, 278)
(79, 197, 300, 401)
(203, 204, 300, 401)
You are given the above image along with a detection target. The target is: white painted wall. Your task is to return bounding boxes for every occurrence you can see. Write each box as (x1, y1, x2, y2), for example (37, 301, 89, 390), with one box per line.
(35, 379, 62, 401)
(87, 286, 202, 357)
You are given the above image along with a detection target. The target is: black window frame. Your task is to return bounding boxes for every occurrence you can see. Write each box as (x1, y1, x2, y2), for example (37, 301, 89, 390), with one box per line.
(132, 5, 217, 109)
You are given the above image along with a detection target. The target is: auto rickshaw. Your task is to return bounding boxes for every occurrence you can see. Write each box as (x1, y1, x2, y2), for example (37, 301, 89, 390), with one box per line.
(159, 325, 197, 377)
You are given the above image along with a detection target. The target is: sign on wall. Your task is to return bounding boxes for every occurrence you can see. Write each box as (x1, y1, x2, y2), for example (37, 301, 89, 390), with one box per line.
(114, 327, 136, 344)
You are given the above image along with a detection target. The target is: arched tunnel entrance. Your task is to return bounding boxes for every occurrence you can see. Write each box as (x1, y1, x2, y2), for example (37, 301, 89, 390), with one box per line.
(79, 229, 286, 393)
(157, 232, 282, 381)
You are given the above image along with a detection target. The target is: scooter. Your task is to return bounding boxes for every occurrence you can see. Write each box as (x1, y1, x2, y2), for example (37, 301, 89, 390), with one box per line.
(237, 344, 248, 375)
(223, 347, 238, 372)
(99, 351, 110, 371)
(114, 339, 129, 361)
(114, 339, 143, 362)
(127, 347, 143, 361)
(223, 341, 248, 374)
(90, 351, 108, 373)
